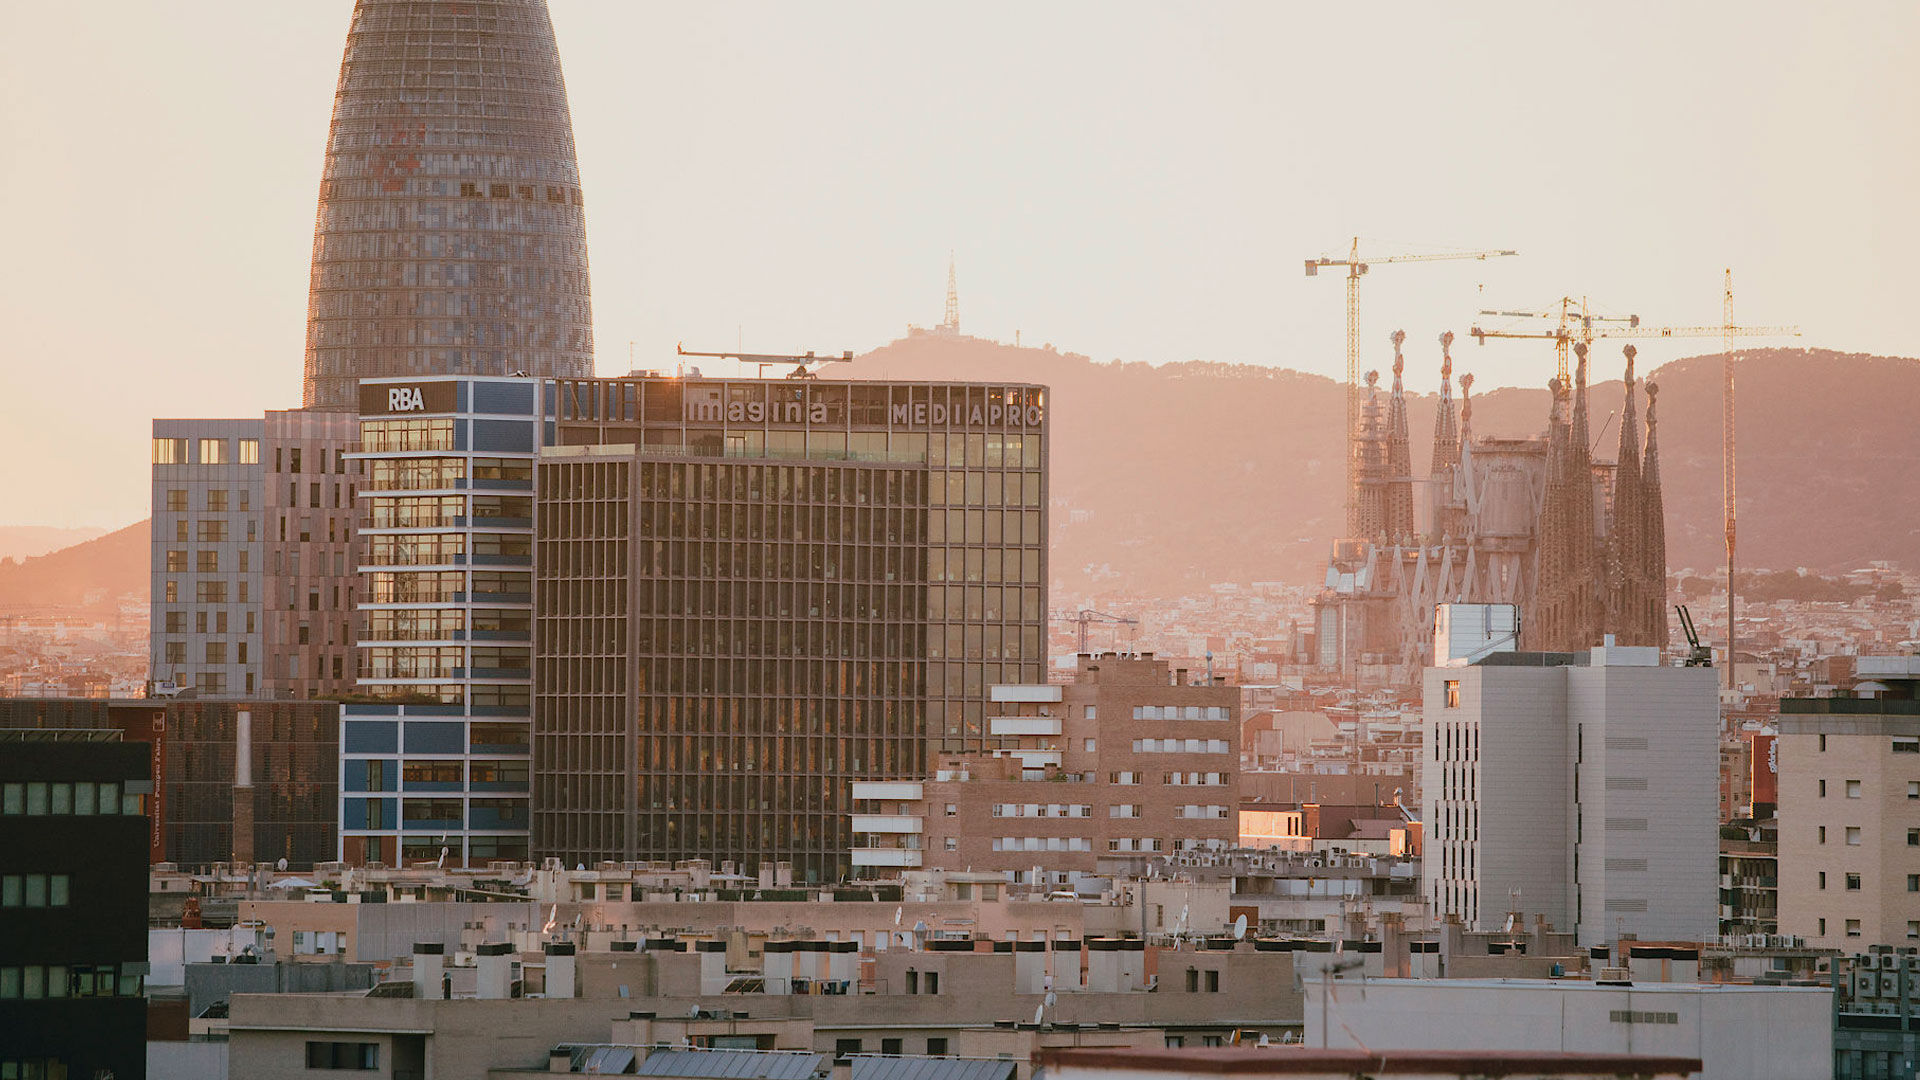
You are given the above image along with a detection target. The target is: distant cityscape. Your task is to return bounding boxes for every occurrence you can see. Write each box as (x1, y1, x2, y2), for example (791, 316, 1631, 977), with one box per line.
(3, 3, 1918, 1080)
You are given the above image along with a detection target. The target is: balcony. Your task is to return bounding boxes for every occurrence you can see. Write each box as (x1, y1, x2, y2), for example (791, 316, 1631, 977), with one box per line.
(851, 815, 922, 834)
(851, 849, 923, 868)
(990, 685, 1062, 704)
(1003, 748, 1062, 768)
(851, 781, 923, 801)
(990, 715, 1061, 737)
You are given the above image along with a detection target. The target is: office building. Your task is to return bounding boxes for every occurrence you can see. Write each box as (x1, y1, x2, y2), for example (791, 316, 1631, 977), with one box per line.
(850, 653, 1238, 882)
(340, 376, 542, 867)
(536, 375, 1049, 881)
(1831, 947, 1920, 1080)
(0, 731, 153, 1080)
(1421, 629, 1718, 947)
(1777, 655, 1920, 949)
(0, 698, 339, 869)
(302, 0, 594, 410)
(152, 412, 359, 700)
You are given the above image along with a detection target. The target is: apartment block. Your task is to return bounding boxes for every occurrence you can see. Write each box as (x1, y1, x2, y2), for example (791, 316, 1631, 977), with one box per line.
(340, 376, 541, 867)
(151, 418, 263, 696)
(850, 653, 1238, 884)
(1421, 641, 1719, 947)
(1777, 655, 1920, 949)
(152, 411, 359, 700)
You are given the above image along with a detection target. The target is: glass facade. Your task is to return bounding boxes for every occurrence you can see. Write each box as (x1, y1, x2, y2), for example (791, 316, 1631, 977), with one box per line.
(343, 376, 543, 868)
(302, 0, 593, 411)
(540, 376, 1049, 881)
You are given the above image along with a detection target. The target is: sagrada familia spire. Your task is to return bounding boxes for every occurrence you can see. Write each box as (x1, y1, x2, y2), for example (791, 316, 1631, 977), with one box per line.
(1317, 332, 1669, 681)
(1530, 342, 1668, 652)
(1427, 332, 1464, 541)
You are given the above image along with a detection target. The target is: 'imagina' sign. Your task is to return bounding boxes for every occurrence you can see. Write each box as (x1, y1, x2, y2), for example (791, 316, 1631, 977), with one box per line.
(685, 397, 1044, 427)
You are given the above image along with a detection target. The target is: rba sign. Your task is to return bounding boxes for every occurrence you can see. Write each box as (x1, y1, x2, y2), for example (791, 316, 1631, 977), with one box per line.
(388, 387, 426, 412)
(685, 395, 1044, 428)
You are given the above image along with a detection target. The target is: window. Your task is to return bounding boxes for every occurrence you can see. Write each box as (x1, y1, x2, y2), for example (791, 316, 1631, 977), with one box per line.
(198, 438, 229, 464)
(1085, 738, 1097, 752)
(1819, 872, 1827, 890)
(881, 1039, 903, 1056)
(206, 489, 228, 512)
(1819, 826, 1827, 844)
(1820, 734, 1828, 752)
(1910, 922, 1919, 940)
(1848, 827, 1863, 846)
(1910, 875, 1920, 893)
(1206, 969, 1220, 992)
(943, 837, 957, 851)
(1819, 918, 1827, 936)
(1847, 919, 1863, 938)
(1847, 873, 1862, 891)
(945, 804, 957, 817)
(1847, 780, 1862, 799)
(305, 1042, 379, 1070)
(1910, 782, 1919, 800)
(152, 437, 188, 464)
(1819, 780, 1827, 798)
(239, 438, 259, 464)
(834, 1040, 863, 1063)
(165, 489, 187, 511)
(1445, 680, 1461, 708)
(926, 1038, 949, 1056)
(1908, 829, 1918, 847)
(1896, 740, 1920, 754)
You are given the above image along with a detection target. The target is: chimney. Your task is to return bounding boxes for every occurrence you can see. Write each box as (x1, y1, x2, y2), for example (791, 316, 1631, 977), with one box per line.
(232, 710, 255, 865)
(1053, 939, 1083, 990)
(476, 942, 515, 999)
(1013, 940, 1048, 994)
(763, 940, 796, 994)
(411, 942, 445, 999)
(544, 941, 577, 999)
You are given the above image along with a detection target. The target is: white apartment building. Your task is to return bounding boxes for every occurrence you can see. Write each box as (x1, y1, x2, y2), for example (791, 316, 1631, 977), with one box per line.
(1777, 655, 1920, 948)
(1421, 639, 1718, 948)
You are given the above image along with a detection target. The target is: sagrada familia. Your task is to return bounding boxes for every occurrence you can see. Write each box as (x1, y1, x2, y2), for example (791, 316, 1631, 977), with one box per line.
(1310, 333, 1668, 683)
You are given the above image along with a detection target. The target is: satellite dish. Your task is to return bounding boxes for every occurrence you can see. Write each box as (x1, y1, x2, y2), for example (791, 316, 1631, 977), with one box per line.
(1233, 914, 1248, 940)
(895, 906, 903, 927)
(437, 846, 448, 869)
(277, 857, 288, 872)
(1044, 991, 1057, 1008)
(1033, 1003, 1046, 1025)
(1257, 1034, 1270, 1048)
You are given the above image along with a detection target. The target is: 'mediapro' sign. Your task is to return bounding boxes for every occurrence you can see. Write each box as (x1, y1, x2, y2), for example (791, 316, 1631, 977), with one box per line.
(685, 396, 1044, 427)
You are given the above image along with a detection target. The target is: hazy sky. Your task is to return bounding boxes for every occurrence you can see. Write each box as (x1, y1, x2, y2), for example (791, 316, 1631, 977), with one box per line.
(3, 2, 1915, 527)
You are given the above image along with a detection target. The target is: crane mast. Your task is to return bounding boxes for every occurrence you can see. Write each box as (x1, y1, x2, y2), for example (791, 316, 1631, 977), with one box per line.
(1724, 269, 1737, 694)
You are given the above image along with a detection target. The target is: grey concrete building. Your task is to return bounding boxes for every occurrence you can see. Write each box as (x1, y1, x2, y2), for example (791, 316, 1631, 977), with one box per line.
(152, 419, 264, 697)
(1421, 641, 1719, 947)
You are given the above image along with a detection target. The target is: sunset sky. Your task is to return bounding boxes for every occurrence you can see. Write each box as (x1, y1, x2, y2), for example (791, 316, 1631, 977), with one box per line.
(2, 2, 1915, 527)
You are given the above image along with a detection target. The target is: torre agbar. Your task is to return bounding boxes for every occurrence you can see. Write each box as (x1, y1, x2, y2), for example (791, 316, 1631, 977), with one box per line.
(302, 0, 594, 411)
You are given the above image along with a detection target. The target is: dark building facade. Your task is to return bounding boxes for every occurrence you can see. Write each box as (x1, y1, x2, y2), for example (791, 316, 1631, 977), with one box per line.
(0, 732, 152, 1080)
(537, 376, 1049, 880)
(0, 699, 338, 870)
(302, 0, 594, 410)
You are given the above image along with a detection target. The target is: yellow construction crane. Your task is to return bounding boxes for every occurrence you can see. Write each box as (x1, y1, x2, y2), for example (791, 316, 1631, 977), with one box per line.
(1469, 297, 1641, 386)
(1306, 239, 1517, 534)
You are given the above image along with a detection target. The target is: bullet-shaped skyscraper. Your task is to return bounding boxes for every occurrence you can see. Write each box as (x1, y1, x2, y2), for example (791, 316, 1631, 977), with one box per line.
(303, 0, 595, 410)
